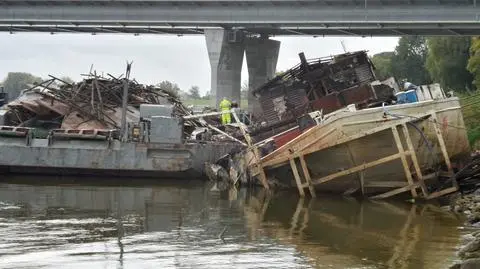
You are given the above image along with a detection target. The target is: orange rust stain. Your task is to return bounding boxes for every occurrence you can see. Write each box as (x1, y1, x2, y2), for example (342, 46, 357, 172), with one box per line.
(442, 116, 448, 131)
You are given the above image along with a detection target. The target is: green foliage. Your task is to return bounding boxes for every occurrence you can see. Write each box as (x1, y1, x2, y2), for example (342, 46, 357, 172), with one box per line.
(371, 52, 394, 80)
(156, 80, 181, 99)
(157, 80, 181, 96)
(468, 37, 480, 91)
(188, 85, 201, 99)
(460, 92, 480, 147)
(201, 90, 211, 100)
(60, 76, 75, 84)
(2, 72, 43, 100)
(391, 36, 431, 85)
(426, 37, 472, 92)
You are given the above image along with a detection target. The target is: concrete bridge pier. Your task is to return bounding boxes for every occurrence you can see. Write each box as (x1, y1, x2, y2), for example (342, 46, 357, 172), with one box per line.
(205, 29, 280, 116)
(205, 29, 245, 108)
(245, 37, 280, 117)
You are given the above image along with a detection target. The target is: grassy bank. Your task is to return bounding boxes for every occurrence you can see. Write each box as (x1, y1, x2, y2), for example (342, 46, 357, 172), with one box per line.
(183, 99, 248, 109)
(460, 92, 480, 149)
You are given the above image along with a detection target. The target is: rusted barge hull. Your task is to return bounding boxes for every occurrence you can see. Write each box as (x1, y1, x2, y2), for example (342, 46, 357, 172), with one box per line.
(0, 136, 239, 178)
(253, 98, 470, 199)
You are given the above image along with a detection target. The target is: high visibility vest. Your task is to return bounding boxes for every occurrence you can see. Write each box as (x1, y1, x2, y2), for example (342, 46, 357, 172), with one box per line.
(219, 99, 231, 110)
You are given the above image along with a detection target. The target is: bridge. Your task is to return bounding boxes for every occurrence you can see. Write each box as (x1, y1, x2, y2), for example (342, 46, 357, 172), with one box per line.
(1, 0, 479, 114)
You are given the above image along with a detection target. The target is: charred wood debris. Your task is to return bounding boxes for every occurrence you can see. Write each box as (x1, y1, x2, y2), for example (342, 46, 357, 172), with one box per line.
(1, 70, 224, 139)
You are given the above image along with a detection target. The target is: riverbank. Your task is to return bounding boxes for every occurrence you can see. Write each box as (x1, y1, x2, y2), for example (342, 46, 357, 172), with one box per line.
(449, 191, 480, 268)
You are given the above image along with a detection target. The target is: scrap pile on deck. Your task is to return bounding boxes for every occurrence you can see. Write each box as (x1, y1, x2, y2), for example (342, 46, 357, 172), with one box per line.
(1, 73, 205, 136)
(208, 50, 471, 201)
(250, 50, 396, 143)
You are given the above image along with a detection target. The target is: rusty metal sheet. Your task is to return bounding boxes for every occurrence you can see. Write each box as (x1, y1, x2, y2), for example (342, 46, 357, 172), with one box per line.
(311, 93, 343, 114)
(273, 127, 302, 148)
(339, 84, 375, 106)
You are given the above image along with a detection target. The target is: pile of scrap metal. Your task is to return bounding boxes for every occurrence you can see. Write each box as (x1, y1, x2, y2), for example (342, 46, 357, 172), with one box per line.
(205, 50, 402, 189)
(249, 50, 397, 145)
(0, 72, 207, 138)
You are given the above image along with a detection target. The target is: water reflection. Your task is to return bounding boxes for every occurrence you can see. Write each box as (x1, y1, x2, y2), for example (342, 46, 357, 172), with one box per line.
(243, 191, 464, 269)
(0, 179, 465, 269)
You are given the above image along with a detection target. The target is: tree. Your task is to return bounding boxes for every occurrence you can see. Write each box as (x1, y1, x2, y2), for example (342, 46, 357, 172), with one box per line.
(426, 37, 472, 92)
(2, 72, 43, 100)
(188, 85, 201, 99)
(371, 52, 394, 80)
(202, 90, 212, 100)
(60, 76, 75, 84)
(157, 80, 181, 96)
(468, 37, 480, 90)
(391, 36, 431, 85)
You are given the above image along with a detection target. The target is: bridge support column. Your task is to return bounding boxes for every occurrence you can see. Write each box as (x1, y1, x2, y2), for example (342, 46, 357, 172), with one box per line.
(245, 37, 280, 118)
(205, 29, 245, 108)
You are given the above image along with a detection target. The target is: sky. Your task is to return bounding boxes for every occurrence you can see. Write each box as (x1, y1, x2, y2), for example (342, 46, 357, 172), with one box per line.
(0, 33, 399, 95)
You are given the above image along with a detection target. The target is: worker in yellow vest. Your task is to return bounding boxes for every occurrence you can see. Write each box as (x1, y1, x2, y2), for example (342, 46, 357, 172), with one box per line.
(219, 97, 232, 125)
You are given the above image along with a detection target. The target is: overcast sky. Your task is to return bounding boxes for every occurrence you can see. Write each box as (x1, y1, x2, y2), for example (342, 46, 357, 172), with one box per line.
(0, 33, 399, 95)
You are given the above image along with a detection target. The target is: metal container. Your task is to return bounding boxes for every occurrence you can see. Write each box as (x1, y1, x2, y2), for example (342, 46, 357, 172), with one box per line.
(140, 104, 174, 118)
(149, 116, 183, 144)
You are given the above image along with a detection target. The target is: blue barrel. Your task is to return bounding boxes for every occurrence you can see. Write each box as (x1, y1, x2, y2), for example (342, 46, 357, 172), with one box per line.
(405, 90, 418, 103)
(395, 92, 407, 104)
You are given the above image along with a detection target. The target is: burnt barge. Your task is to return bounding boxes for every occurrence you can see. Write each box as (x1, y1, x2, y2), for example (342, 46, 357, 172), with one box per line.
(0, 73, 241, 179)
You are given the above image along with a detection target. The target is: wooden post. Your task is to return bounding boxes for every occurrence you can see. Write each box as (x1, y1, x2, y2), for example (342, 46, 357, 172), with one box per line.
(391, 126, 418, 198)
(231, 110, 269, 190)
(431, 112, 453, 173)
(290, 158, 305, 196)
(299, 155, 316, 197)
(254, 147, 270, 190)
(401, 123, 429, 197)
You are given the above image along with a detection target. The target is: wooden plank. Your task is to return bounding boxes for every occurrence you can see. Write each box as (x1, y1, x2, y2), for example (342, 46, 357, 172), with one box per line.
(290, 158, 305, 196)
(401, 123, 429, 197)
(431, 111, 458, 191)
(299, 155, 316, 197)
(370, 182, 420, 199)
(431, 111, 453, 172)
(297, 128, 337, 153)
(260, 127, 336, 166)
(261, 115, 426, 168)
(426, 186, 458, 200)
(391, 126, 417, 198)
(311, 152, 406, 186)
(254, 147, 270, 190)
(364, 181, 410, 188)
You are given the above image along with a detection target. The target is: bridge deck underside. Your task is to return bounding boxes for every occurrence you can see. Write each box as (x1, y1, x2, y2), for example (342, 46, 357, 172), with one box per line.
(0, 0, 479, 36)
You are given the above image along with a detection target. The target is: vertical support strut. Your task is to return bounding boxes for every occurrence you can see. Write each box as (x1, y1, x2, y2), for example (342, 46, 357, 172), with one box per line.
(391, 125, 418, 198)
(431, 112, 453, 174)
(290, 157, 305, 196)
(401, 123, 429, 197)
(299, 155, 316, 197)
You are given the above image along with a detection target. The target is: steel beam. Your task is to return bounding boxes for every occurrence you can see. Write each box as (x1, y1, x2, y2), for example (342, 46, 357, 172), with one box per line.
(0, 1, 478, 36)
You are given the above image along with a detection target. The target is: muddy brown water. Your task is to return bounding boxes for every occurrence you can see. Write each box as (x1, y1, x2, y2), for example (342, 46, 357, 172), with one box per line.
(0, 177, 472, 269)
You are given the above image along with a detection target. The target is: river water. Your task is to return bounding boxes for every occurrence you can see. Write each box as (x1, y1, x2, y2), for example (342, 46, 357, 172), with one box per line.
(0, 178, 470, 269)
